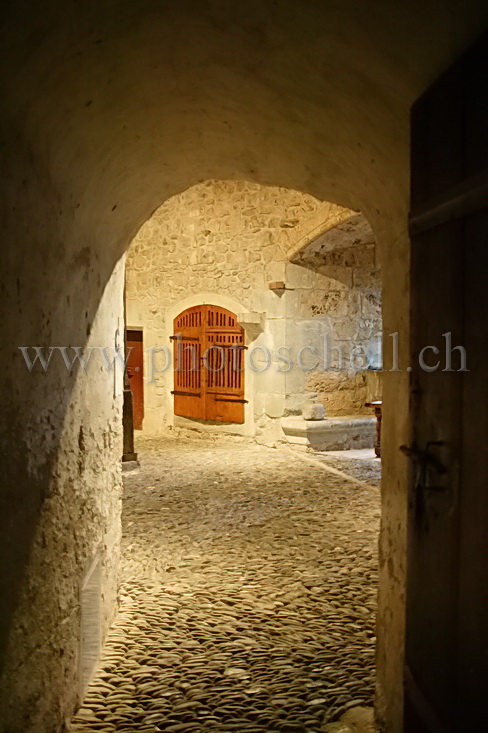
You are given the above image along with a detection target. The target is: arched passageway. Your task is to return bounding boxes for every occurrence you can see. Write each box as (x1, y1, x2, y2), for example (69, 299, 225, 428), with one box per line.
(92, 181, 383, 731)
(1, 2, 488, 731)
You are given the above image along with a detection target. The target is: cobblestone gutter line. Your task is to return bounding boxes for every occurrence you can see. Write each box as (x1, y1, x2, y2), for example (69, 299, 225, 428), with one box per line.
(280, 448, 380, 495)
(70, 439, 380, 732)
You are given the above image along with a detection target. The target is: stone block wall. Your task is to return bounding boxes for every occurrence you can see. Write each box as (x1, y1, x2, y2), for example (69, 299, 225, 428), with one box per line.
(126, 180, 382, 439)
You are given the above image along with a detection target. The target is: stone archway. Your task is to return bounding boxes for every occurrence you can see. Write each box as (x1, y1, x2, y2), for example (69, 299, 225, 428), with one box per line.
(125, 180, 382, 448)
(126, 288, 258, 437)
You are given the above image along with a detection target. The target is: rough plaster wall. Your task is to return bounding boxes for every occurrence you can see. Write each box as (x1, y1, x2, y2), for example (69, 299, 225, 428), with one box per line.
(290, 212, 377, 262)
(2, 2, 488, 731)
(0, 141, 124, 733)
(289, 216, 382, 414)
(126, 180, 380, 434)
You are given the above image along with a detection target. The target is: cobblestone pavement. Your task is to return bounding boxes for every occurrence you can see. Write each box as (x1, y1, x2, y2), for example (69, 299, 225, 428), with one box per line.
(312, 453, 381, 491)
(71, 437, 380, 733)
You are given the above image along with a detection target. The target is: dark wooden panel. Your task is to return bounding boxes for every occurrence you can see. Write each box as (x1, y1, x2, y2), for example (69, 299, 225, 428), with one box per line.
(456, 55, 488, 724)
(406, 221, 463, 732)
(463, 33, 488, 179)
(126, 329, 144, 430)
(406, 28, 488, 733)
(410, 57, 464, 213)
(456, 210, 488, 728)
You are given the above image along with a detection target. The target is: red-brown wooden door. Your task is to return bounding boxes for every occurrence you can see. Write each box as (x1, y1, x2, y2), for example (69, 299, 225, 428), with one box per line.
(172, 305, 246, 424)
(126, 329, 144, 430)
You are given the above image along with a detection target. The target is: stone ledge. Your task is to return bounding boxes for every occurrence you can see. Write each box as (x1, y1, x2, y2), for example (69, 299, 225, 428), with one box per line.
(281, 415, 375, 451)
(237, 311, 264, 326)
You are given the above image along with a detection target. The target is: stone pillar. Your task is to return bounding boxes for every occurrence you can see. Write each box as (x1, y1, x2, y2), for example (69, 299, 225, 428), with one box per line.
(122, 386, 138, 462)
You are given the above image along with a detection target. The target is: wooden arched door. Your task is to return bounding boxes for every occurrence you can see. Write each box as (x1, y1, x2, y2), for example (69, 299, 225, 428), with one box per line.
(171, 305, 246, 424)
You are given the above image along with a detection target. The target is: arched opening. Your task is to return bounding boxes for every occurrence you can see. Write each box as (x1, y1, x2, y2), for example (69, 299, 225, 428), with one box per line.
(125, 180, 382, 449)
(68, 178, 384, 732)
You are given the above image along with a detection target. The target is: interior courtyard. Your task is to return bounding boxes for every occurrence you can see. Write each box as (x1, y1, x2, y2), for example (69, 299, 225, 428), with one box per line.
(1, 2, 488, 732)
(124, 180, 382, 447)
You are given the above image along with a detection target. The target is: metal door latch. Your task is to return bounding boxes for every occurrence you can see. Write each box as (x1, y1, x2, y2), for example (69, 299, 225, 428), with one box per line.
(400, 441, 447, 476)
(401, 440, 449, 531)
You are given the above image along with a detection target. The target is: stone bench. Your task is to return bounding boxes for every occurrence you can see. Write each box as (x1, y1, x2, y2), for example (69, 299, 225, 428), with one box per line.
(281, 415, 376, 451)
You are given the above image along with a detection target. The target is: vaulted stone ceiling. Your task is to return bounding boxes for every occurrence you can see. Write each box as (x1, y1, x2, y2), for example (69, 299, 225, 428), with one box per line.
(290, 213, 376, 271)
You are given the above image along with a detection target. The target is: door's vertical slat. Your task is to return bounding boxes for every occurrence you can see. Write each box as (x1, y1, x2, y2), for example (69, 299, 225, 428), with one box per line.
(205, 305, 245, 424)
(173, 306, 205, 419)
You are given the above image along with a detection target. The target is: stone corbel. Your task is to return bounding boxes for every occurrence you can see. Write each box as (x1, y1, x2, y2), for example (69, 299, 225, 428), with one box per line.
(237, 311, 265, 338)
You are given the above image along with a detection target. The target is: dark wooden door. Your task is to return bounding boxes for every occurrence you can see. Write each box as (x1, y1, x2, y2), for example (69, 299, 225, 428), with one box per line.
(126, 329, 144, 430)
(406, 31, 488, 732)
(172, 305, 246, 424)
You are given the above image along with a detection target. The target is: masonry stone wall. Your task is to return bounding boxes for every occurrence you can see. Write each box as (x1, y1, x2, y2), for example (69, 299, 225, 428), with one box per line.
(297, 243, 382, 414)
(126, 180, 382, 439)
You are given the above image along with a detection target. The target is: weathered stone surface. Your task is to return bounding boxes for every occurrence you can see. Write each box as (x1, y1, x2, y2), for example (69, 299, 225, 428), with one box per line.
(289, 215, 375, 265)
(302, 396, 325, 421)
(282, 416, 376, 451)
(322, 704, 376, 732)
(307, 371, 376, 418)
